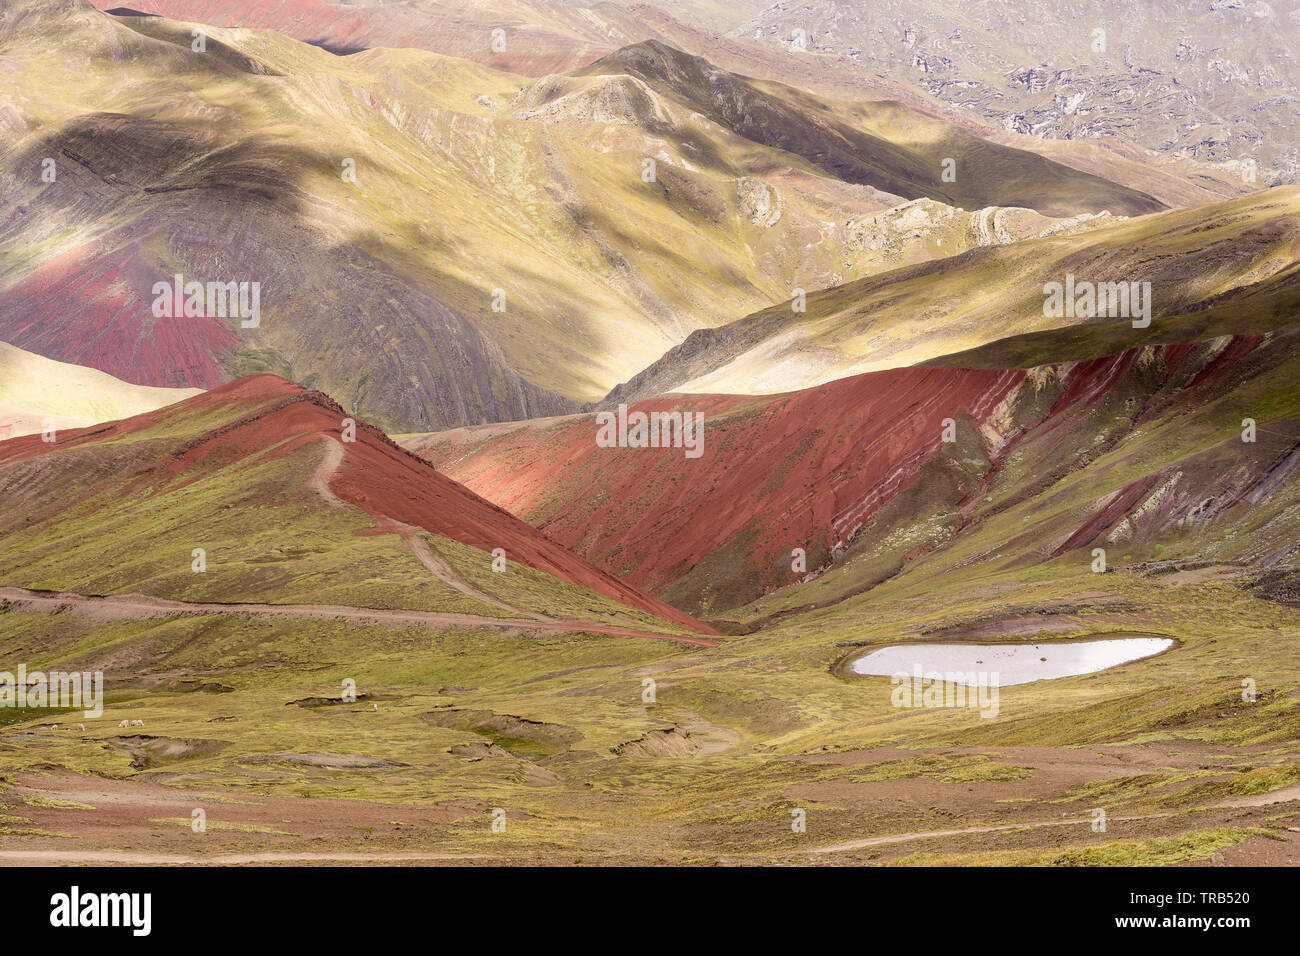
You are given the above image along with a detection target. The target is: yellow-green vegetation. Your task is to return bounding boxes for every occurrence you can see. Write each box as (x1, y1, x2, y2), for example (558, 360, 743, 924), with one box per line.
(151, 818, 292, 835)
(891, 828, 1268, 867)
(847, 755, 1034, 784)
(0, 0, 1179, 430)
(3, 544, 1296, 863)
(3, 303, 1296, 866)
(636, 186, 1300, 397)
(2, 0, 1296, 870)
(0, 387, 690, 634)
(0, 440, 496, 614)
(24, 796, 96, 810)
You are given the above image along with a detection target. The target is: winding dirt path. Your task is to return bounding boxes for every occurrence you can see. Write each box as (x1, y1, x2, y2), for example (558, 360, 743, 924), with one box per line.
(809, 784, 1300, 855)
(307, 436, 346, 505)
(2, 438, 723, 648)
(313, 437, 568, 621)
(400, 523, 547, 620)
(0, 587, 719, 647)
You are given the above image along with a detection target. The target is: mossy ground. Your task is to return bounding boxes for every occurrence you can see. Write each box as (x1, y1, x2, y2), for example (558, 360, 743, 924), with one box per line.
(2, 556, 1296, 864)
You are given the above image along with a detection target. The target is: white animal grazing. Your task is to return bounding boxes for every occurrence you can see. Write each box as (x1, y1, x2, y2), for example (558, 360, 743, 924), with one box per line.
(76, 723, 85, 731)
(372, 703, 378, 711)
(50, 724, 58, 730)
(131, 719, 144, 727)
(119, 719, 129, 728)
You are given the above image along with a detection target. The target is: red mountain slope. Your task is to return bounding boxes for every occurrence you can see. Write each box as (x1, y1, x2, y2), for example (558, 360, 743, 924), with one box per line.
(404, 331, 1297, 616)
(0, 244, 239, 389)
(404, 366, 1027, 609)
(0, 374, 714, 634)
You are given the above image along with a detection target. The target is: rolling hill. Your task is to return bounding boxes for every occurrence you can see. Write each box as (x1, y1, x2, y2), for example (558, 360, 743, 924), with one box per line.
(2, 0, 1189, 433)
(0, 340, 199, 440)
(405, 315, 1300, 619)
(85, 1, 1296, 193)
(1, 0, 1297, 870)
(0, 373, 713, 635)
(91, 0, 633, 71)
(603, 186, 1300, 402)
(573, 40, 1165, 219)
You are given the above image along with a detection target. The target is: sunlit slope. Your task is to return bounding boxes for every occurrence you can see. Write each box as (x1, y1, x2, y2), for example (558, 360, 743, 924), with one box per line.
(0, 0, 862, 423)
(608, 187, 1300, 401)
(0, 341, 200, 439)
(0, 1, 580, 429)
(94, 1, 1249, 208)
(88, 0, 632, 72)
(2, 1, 1180, 431)
(0, 374, 711, 634)
(576, 41, 1165, 219)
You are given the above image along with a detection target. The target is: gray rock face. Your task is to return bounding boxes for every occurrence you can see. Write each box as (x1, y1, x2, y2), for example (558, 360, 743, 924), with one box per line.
(731, 0, 1300, 185)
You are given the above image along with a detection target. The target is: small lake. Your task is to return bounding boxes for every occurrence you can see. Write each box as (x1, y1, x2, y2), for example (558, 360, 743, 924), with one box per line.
(848, 637, 1174, 686)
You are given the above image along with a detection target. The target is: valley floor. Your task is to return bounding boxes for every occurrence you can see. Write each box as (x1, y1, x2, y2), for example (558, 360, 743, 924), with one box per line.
(3, 564, 1297, 866)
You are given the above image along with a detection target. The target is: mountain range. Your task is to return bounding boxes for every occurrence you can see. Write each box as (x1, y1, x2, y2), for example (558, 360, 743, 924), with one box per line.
(0, 0, 1231, 433)
(2, 0, 1297, 869)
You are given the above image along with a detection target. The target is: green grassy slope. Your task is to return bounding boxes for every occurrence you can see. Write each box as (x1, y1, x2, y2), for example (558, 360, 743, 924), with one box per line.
(0, 376, 700, 633)
(1, 532, 1294, 863)
(606, 186, 1300, 401)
